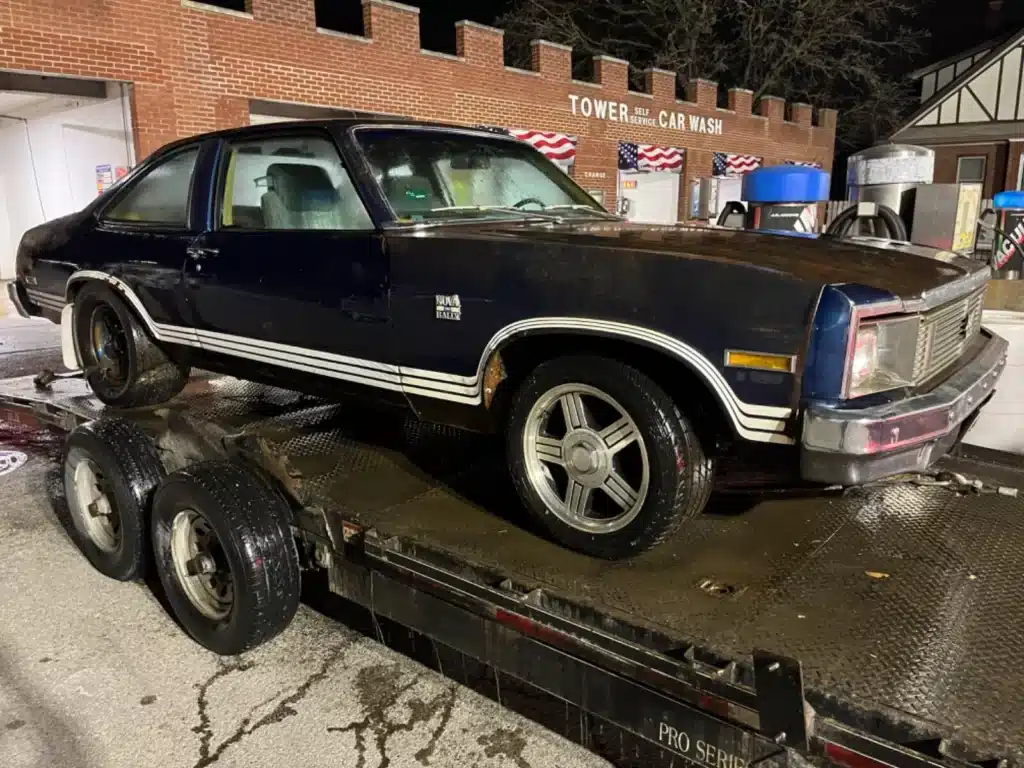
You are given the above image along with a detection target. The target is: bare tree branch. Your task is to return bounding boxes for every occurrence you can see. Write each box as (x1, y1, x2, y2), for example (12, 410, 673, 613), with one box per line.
(498, 0, 926, 148)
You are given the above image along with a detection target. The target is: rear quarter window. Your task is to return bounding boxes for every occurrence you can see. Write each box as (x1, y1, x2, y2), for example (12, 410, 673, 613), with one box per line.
(102, 148, 200, 227)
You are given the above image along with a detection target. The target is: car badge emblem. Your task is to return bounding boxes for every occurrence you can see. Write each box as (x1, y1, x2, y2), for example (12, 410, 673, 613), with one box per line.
(435, 294, 461, 321)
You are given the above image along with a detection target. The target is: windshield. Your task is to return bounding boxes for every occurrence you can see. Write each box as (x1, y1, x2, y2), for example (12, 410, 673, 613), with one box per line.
(353, 128, 610, 224)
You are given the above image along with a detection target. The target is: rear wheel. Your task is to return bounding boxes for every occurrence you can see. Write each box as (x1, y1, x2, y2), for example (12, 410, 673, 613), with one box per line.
(507, 355, 715, 559)
(61, 418, 166, 581)
(72, 281, 189, 408)
(151, 460, 301, 655)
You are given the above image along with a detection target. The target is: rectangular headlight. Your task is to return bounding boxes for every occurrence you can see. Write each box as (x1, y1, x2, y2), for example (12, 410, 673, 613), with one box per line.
(845, 316, 920, 398)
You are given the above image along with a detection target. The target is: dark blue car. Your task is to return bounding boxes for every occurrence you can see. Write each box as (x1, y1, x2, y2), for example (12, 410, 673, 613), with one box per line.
(10, 118, 1008, 559)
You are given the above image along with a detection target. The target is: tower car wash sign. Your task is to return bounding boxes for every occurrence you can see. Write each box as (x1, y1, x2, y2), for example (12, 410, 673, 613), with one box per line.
(569, 95, 724, 136)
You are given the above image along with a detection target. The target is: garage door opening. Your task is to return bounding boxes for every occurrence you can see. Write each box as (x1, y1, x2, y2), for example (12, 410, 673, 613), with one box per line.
(616, 142, 685, 225)
(0, 75, 134, 280)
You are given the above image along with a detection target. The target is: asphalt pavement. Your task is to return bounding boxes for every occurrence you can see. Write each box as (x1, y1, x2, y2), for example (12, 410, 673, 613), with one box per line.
(0, 313, 64, 378)
(0, 315, 611, 768)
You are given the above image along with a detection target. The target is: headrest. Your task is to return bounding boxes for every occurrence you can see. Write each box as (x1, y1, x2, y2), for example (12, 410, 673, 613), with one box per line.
(265, 163, 338, 211)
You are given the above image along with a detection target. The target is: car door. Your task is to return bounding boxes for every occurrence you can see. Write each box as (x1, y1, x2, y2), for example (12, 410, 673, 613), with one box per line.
(72, 143, 209, 336)
(183, 129, 394, 394)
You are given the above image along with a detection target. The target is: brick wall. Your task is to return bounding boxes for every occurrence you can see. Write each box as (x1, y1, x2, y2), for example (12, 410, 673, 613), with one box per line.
(1, 0, 837, 214)
(932, 142, 1010, 198)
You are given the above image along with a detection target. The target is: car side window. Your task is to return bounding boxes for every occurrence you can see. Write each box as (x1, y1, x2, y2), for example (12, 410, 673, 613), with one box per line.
(103, 148, 200, 226)
(218, 134, 373, 231)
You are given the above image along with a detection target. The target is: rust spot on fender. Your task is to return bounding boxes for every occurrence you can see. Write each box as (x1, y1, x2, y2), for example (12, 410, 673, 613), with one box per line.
(482, 351, 506, 410)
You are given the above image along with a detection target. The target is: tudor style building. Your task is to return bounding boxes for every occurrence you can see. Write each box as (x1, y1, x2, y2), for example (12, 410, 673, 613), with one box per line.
(893, 24, 1024, 197)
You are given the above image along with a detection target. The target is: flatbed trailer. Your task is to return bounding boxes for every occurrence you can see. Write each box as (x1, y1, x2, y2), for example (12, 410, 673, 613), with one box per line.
(2, 371, 1023, 768)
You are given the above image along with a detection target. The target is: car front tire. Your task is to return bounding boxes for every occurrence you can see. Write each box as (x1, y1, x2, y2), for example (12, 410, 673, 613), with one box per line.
(507, 355, 715, 559)
(72, 281, 189, 408)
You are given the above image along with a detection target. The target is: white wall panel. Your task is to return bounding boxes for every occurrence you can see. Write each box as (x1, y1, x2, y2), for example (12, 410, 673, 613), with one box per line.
(998, 46, 1021, 120)
(965, 311, 1024, 454)
(0, 94, 130, 280)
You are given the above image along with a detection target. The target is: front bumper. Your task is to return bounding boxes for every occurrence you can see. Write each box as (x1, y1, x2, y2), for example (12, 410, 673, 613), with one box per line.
(801, 328, 1009, 485)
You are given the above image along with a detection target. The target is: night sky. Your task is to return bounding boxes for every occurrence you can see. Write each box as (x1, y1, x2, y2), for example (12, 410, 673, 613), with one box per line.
(315, 0, 1024, 76)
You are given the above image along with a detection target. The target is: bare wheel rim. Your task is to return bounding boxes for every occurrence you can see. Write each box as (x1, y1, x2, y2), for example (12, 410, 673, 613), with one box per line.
(169, 509, 234, 621)
(88, 304, 130, 390)
(68, 453, 121, 552)
(523, 382, 650, 534)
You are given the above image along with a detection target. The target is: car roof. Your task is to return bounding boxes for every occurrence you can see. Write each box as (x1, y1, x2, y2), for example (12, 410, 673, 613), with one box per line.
(154, 117, 513, 158)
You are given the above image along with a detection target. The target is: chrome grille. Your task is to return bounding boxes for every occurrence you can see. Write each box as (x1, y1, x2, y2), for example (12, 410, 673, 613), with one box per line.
(912, 286, 985, 383)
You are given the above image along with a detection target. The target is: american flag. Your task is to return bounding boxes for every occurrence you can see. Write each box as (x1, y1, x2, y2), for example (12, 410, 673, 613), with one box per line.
(712, 152, 762, 176)
(618, 142, 684, 172)
(508, 129, 577, 162)
(474, 125, 577, 163)
(786, 159, 823, 168)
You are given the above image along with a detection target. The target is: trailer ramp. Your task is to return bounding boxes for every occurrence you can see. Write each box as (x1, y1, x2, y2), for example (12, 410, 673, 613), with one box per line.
(1, 372, 1022, 766)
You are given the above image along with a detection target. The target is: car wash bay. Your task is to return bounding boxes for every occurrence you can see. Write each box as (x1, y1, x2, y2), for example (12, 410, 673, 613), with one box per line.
(0, 75, 134, 281)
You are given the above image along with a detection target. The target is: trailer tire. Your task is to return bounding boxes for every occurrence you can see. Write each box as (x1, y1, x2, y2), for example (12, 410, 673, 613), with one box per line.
(151, 460, 301, 655)
(73, 281, 189, 408)
(507, 355, 715, 559)
(62, 418, 166, 581)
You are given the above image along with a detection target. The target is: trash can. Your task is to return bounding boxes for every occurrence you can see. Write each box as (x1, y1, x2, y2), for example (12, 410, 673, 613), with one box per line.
(992, 190, 1024, 277)
(740, 165, 831, 236)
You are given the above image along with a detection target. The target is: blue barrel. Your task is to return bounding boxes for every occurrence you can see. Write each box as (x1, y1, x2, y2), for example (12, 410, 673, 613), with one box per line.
(993, 190, 1024, 275)
(741, 165, 830, 235)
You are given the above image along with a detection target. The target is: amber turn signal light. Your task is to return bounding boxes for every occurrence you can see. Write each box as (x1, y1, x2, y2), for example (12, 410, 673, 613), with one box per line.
(724, 350, 795, 373)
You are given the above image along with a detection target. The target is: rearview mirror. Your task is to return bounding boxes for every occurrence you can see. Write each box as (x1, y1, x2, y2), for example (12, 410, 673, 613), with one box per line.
(450, 153, 491, 170)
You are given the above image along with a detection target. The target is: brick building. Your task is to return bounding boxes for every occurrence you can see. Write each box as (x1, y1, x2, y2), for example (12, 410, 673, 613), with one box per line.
(0, 0, 836, 275)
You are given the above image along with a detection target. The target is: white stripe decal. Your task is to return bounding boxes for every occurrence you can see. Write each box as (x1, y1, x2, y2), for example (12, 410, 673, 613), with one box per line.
(196, 325, 401, 375)
(25, 289, 66, 312)
(471, 318, 794, 433)
(193, 331, 402, 386)
(196, 337, 405, 393)
(65, 270, 795, 445)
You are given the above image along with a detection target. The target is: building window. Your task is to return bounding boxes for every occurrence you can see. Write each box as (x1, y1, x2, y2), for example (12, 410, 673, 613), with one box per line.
(956, 156, 986, 184)
(920, 73, 936, 103)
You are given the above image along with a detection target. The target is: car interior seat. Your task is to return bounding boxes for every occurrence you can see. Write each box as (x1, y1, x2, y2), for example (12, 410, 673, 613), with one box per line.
(261, 163, 347, 230)
(383, 175, 442, 216)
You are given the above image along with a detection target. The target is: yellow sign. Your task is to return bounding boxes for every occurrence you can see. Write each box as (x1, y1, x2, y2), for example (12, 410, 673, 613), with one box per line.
(953, 182, 982, 252)
(622, 180, 637, 190)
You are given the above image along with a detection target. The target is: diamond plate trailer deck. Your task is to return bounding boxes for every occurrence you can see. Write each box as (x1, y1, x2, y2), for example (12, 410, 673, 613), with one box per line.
(1, 372, 1023, 768)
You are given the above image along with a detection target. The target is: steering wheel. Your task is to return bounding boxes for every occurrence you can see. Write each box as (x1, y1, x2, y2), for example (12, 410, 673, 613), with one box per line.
(513, 197, 547, 210)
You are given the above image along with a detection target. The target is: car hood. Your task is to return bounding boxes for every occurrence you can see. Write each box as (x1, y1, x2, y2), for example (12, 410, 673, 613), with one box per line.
(462, 220, 984, 300)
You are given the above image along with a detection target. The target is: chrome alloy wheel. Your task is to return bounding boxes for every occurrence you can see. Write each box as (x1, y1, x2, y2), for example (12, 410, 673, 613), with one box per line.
(523, 383, 650, 534)
(68, 454, 121, 552)
(170, 509, 234, 621)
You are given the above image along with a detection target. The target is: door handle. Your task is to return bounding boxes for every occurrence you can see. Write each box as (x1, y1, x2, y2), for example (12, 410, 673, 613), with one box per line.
(187, 245, 219, 261)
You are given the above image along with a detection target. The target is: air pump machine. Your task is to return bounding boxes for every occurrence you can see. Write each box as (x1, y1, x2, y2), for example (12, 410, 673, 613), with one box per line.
(825, 143, 983, 254)
(715, 165, 830, 235)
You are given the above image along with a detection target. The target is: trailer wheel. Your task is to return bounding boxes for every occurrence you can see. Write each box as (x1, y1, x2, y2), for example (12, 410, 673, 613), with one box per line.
(150, 460, 301, 655)
(73, 281, 189, 408)
(507, 355, 715, 560)
(62, 418, 166, 581)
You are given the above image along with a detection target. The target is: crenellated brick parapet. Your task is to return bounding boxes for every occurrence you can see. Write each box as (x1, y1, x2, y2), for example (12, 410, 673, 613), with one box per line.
(0, 0, 836, 210)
